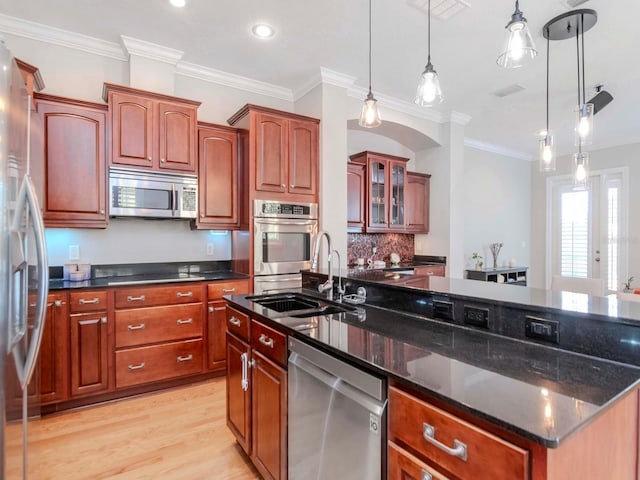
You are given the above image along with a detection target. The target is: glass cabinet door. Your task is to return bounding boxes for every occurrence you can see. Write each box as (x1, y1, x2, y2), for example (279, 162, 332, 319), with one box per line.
(390, 162, 405, 226)
(370, 160, 386, 226)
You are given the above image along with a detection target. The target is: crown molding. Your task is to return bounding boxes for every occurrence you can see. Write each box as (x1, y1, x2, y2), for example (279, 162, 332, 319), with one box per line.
(450, 111, 472, 126)
(0, 14, 126, 61)
(464, 137, 533, 161)
(293, 67, 357, 101)
(120, 35, 183, 65)
(176, 62, 293, 101)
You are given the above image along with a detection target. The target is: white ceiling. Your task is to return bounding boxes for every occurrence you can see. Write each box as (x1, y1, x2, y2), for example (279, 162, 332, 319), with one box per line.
(1, 0, 639, 158)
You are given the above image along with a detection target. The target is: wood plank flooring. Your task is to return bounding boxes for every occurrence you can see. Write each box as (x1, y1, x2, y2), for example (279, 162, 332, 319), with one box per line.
(9, 378, 261, 479)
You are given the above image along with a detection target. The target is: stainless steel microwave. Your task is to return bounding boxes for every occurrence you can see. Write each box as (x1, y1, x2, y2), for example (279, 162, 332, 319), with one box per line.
(109, 167, 198, 219)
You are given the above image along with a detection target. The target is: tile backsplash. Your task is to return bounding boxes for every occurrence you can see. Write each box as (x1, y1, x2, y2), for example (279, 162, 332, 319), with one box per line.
(347, 233, 414, 265)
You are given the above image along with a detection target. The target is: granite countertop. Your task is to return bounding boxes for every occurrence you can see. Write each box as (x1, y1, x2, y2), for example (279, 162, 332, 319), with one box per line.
(48, 261, 250, 290)
(225, 290, 640, 448)
(316, 267, 640, 324)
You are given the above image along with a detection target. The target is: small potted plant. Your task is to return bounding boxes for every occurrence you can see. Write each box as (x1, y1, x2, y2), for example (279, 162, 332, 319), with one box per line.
(623, 276, 634, 293)
(471, 252, 483, 270)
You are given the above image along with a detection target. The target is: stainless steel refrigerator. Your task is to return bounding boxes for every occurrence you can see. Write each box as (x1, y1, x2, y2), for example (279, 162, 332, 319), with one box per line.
(0, 39, 49, 479)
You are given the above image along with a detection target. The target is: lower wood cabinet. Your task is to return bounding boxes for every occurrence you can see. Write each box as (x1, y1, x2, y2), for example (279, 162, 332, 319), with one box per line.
(38, 293, 70, 404)
(113, 283, 205, 389)
(207, 279, 250, 372)
(226, 306, 287, 480)
(70, 311, 111, 398)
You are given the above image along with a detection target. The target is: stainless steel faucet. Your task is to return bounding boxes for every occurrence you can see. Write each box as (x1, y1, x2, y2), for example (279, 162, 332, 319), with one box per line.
(311, 231, 344, 301)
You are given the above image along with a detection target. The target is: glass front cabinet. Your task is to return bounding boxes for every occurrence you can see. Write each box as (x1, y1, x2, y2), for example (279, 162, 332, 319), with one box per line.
(350, 151, 408, 233)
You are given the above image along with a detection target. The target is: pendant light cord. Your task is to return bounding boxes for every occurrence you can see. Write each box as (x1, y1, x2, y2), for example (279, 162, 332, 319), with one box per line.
(368, 0, 372, 93)
(427, 0, 432, 63)
(546, 31, 549, 132)
(581, 13, 586, 105)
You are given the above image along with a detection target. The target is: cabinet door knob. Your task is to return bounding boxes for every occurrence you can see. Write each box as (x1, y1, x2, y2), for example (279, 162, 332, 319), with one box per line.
(281, 183, 285, 188)
(101, 317, 107, 324)
(208, 306, 214, 313)
(290, 184, 295, 189)
(161, 158, 166, 163)
(99, 209, 105, 215)
(147, 156, 152, 161)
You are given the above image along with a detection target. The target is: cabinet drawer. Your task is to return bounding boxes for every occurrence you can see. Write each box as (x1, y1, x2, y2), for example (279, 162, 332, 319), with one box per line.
(251, 320, 287, 366)
(114, 283, 203, 309)
(115, 304, 203, 348)
(389, 387, 529, 480)
(207, 279, 251, 300)
(226, 306, 250, 341)
(115, 339, 203, 389)
(388, 442, 450, 480)
(69, 291, 108, 313)
(414, 266, 445, 277)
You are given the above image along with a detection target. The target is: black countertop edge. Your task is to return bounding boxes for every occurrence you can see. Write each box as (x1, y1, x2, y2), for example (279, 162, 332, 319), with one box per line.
(224, 290, 640, 449)
(413, 255, 446, 265)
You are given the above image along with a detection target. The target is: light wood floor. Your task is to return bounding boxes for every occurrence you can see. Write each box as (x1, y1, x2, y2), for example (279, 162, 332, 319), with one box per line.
(8, 378, 261, 479)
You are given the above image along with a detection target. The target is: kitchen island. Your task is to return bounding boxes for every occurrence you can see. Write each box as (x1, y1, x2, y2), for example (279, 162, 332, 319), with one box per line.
(224, 270, 640, 479)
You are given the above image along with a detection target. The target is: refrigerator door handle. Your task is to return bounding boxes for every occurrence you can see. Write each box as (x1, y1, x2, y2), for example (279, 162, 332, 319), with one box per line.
(11, 175, 49, 388)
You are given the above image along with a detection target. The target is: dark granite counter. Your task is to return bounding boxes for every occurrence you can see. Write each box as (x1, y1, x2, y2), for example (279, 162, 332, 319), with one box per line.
(225, 290, 640, 448)
(48, 261, 249, 290)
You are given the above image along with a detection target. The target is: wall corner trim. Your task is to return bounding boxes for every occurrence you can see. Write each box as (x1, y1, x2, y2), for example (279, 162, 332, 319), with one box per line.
(120, 35, 183, 65)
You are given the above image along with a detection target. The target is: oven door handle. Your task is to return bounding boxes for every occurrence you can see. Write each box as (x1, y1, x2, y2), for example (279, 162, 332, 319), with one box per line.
(171, 184, 178, 216)
(255, 219, 316, 226)
(255, 276, 301, 283)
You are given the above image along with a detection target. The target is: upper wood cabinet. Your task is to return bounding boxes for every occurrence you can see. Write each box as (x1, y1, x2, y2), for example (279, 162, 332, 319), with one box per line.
(195, 123, 240, 229)
(405, 172, 431, 234)
(103, 83, 200, 174)
(34, 94, 108, 228)
(228, 104, 319, 202)
(350, 151, 408, 233)
(347, 162, 366, 233)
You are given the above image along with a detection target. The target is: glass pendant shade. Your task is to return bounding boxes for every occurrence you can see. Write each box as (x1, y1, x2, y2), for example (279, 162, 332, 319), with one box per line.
(415, 63, 443, 107)
(539, 134, 556, 172)
(575, 103, 594, 146)
(497, 10, 537, 68)
(573, 151, 589, 189)
(359, 91, 382, 128)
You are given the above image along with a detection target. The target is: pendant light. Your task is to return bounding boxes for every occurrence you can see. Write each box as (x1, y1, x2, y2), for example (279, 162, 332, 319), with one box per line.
(359, 0, 381, 128)
(539, 32, 555, 172)
(542, 9, 597, 179)
(415, 0, 443, 107)
(574, 15, 593, 146)
(497, 0, 537, 69)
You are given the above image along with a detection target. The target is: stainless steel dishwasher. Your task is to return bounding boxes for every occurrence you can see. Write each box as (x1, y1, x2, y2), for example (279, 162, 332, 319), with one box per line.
(288, 337, 387, 480)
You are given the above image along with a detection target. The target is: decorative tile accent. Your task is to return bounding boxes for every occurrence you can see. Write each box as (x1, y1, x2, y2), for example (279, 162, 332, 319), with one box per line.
(347, 233, 414, 265)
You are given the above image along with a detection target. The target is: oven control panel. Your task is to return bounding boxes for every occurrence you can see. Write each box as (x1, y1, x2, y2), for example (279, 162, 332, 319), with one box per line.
(255, 200, 318, 219)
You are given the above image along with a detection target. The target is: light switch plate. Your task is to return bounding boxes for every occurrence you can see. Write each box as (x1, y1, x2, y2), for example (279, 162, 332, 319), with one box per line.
(69, 245, 80, 260)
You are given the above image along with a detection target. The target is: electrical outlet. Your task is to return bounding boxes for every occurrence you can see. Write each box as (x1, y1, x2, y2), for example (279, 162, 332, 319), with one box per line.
(69, 245, 80, 260)
(206, 243, 214, 256)
(464, 305, 489, 329)
(525, 316, 559, 344)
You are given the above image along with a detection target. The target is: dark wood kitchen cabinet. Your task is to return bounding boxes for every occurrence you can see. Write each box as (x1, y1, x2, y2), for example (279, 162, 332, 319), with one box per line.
(33, 94, 108, 228)
(349, 151, 408, 233)
(228, 104, 319, 202)
(405, 172, 431, 234)
(103, 83, 200, 173)
(38, 292, 70, 404)
(195, 123, 240, 229)
(347, 161, 366, 233)
(207, 279, 251, 372)
(69, 290, 112, 398)
(226, 306, 288, 480)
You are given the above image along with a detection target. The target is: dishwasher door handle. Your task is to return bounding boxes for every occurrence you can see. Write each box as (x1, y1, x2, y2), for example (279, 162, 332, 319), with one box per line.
(289, 352, 387, 417)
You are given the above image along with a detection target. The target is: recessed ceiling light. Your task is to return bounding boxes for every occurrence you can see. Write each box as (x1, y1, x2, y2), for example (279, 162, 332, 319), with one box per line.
(170, 0, 186, 7)
(252, 24, 275, 39)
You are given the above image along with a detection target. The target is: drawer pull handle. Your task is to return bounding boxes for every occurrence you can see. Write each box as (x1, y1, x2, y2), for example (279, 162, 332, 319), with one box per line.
(79, 297, 100, 305)
(176, 291, 193, 298)
(128, 362, 145, 371)
(127, 295, 146, 302)
(427, 271, 434, 276)
(127, 323, 146, 331)
(259, 334, 274, 348)
(421, 470, 433, 480)
(221, 288, 236, 293)
(177, 354, 193, 362)
(229, 316, 242, 327)
(176, 318, 193, 325)
(423, 423, 467, 461)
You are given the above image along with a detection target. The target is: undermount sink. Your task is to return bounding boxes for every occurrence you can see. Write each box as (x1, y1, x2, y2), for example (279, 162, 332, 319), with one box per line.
(246, 293, 355, 317)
